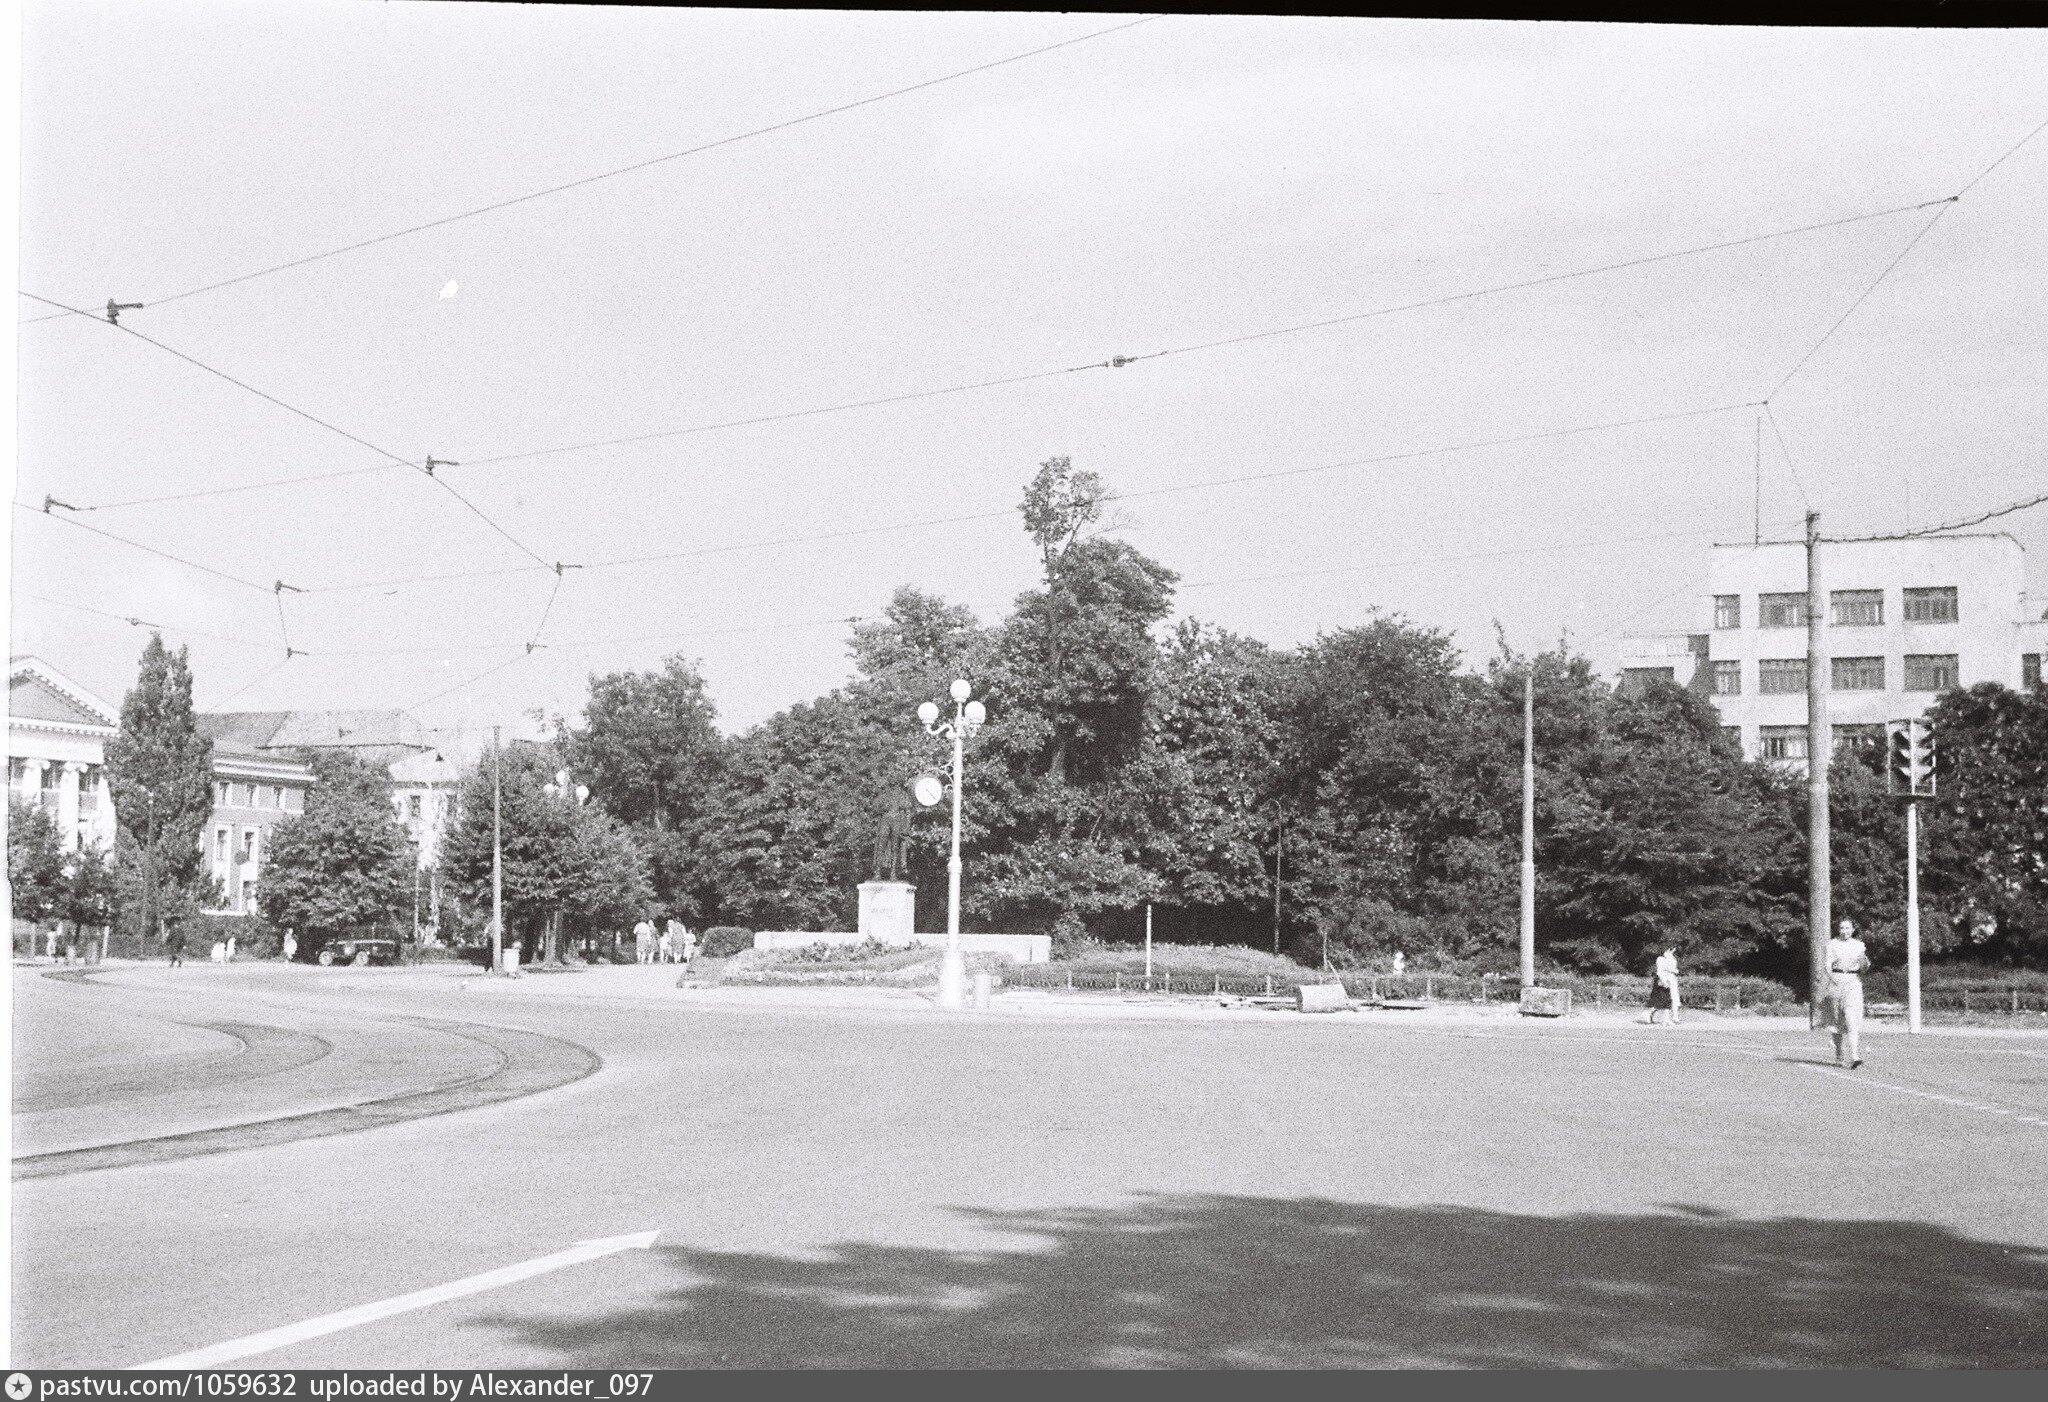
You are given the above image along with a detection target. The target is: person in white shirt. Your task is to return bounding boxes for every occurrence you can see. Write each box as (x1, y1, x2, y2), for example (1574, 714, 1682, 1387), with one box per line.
(1648, 948, 1681, 1025)
(633, 918, 655, 965)
(1826, 917, 1870, 1069)
(679, 924, 698, 968)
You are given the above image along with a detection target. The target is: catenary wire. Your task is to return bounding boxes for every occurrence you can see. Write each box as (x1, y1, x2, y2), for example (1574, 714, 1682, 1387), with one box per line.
(1761, 402, 1812, 512)
(52, 195, 1949, 515)
(206, 654, 298, 710)
(1766, 202, 1955, 401)
(12, 590, 277, 651)
(17, 17, 1165, 325)
(15, 500, 275, 594)
(1827, 488, 2048, 543)
(17, 291, 558, 569)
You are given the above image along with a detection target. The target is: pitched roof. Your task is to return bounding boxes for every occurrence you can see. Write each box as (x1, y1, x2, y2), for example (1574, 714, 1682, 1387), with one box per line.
(199, 709, 429, 754)
(8, 657, 119, 731)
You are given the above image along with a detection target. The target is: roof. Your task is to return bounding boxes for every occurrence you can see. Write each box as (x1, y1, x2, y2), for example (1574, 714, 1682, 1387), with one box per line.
(198, 709, 430, 760)
(8, 657, 119, 732)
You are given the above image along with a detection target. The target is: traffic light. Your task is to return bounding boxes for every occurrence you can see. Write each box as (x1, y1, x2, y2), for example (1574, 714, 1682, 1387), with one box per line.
(1887, 718, 1936, 797)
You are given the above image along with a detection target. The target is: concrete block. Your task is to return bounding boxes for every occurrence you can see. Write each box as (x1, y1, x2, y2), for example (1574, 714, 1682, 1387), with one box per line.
(1519, 986, 1571, 1017)
(1297, 982, 1350, 1013)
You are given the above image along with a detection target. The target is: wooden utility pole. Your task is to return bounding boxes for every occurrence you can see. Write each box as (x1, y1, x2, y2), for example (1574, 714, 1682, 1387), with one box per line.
(1804, 513, 1830, 1026)
(1521, 670, 1536, 989)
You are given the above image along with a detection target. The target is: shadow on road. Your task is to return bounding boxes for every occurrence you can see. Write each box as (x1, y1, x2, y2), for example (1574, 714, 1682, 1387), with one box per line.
(469, 1194, 2048, 1367)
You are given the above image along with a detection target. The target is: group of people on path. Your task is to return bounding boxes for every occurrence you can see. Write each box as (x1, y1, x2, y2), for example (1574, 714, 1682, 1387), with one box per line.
(1645, 917, 1869, 1068)
(632, 917, 695, 966)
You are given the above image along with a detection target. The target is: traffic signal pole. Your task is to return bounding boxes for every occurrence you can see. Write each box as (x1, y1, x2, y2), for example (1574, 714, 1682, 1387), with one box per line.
(1804, 513, 1831, 1029)
(1906, 798, 1921, 1034)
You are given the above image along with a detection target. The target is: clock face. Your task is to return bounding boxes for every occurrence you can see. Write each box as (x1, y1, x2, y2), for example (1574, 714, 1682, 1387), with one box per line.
(913, 774, 945, 807)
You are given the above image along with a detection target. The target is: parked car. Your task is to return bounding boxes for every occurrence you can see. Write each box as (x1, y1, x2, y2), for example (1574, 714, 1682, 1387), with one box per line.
(308, 935, 401, 967)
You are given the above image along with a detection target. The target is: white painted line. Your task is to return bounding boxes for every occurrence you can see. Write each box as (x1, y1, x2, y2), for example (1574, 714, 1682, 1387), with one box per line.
(1795, 1064, 2048, 1127)
(131, 1230, 661, 1369)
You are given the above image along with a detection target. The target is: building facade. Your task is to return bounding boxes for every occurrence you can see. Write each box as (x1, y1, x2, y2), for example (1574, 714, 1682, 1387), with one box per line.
(7, 657, 119, 853)
(201, 740, 316, 916)
(1619, 533, 2048, 764)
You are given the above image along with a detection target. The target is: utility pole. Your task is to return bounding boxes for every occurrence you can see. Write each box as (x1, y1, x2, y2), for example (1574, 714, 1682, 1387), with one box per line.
(1145, 902, 1153, 983)
(1804, 512, 1830, 1027)
(491, 726, 504, 975)
(1521, 670, 1536, 989)
(1272, 807, 1283, 955)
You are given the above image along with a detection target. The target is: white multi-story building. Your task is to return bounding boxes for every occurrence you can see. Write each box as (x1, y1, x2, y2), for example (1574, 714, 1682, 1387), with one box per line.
(6, 656, 119, 853)
(1618, 533, 2047, 765)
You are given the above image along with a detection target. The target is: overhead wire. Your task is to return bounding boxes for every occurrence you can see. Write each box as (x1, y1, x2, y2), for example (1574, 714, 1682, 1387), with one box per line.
(17, 16, 1165, 326)
(1760, 402, 1812, 512)
(15, 499, 276, 594)
(50, 194, 1953, 515)
(206, 653, 299, 710)
(17, 291, 558, 570)
(12, 590, 276, 651)
(1827, 488, 2048, 543)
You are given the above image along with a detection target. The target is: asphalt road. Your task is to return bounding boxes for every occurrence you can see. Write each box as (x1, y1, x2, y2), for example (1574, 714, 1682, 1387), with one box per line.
(10, 963, 2048, 1369)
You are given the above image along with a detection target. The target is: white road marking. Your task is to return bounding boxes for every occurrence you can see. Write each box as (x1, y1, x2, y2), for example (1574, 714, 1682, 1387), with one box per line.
(130, 1231, 660, 1369)
(1795, 1064, 2048, 1127)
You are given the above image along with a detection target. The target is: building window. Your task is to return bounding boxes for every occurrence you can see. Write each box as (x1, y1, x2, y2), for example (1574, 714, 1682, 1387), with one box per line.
(77, 765, 102, 815)
(409, 794, 423, 819)
(1759, 659, 1808, 694)
(1714, 595, 1741, 629)
(1759, 726, 1808, 761)
(1903, 587, 1958, 623)
(1830, 590, 1883, 626)
(240, 829, 257, 863)
(1759, 593, 1807, 628)
(215, 829, 229, 861)
(1710, 660, 1741, 695)
(1904, 654, 1959, 692)
(1832, 723, 1884, 756)
(1831, 656, 1885, 691)
(214, 781, 229, 806)
(2026, 654, 2043, 689)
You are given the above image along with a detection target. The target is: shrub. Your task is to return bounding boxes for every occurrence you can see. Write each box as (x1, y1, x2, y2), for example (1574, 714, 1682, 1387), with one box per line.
(1049, 912, 1093, 959)
(700, 926, 754, 958)
(1051, 941, 1313, 979)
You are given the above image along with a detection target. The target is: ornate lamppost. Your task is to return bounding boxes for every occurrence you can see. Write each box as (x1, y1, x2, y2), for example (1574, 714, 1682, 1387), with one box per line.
(916, 679, 986, 1010)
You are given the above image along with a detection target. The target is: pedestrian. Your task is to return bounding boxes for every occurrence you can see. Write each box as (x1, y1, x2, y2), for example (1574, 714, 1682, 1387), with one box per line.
(282, 930, 298, 962)
(166, 928, 185, 968)
(1648, 948, 1681, 1025)
(679, 923, 698, 969)
(633, 917, 655, 965)
(1826, 917, 1870, 1070)
(1391, 950, 1405, 978)
(657, 927, 673, 964)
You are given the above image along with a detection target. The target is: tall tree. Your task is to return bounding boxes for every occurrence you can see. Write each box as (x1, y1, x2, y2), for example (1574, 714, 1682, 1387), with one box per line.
(440, 743, 654, 961)
(258, 751, 418, 945)
(104, 635, 216, 949)
(1019, 454, 1109, 781)
(1920, 681, 2048, 961)
(558, 653, 727, 919)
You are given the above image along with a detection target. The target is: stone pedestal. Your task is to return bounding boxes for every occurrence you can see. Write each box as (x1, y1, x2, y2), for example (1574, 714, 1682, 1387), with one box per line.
(857, 881, 916, 945)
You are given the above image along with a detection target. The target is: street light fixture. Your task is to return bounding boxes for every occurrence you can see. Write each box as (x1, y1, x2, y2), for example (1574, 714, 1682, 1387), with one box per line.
(917, 679, 986, 1009)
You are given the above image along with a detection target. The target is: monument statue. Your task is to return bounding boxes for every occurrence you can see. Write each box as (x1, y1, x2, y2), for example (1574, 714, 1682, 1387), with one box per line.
(871, 784, 914, 883)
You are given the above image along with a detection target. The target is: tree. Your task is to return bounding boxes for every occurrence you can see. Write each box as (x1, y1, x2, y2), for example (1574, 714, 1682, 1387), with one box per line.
(104, 635, 217, 952)
(8, 797, 67, 930)
(440, 743, 655, 962)
(1919, 682, 2048, 961)
(258, 751, 417, 945)
(558, 653, 727, 920)
(1019, 455, 1110, 781)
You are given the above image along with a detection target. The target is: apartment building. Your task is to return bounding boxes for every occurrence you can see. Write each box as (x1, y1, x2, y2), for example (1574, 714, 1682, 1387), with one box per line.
(1618, 533, 2047, 764)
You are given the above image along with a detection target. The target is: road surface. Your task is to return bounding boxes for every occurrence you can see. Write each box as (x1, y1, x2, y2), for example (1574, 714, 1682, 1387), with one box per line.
(11, 962, 2047, 1368)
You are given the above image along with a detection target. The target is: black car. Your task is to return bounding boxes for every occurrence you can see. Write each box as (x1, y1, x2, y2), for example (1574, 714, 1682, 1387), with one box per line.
(309, 935, 401, 967)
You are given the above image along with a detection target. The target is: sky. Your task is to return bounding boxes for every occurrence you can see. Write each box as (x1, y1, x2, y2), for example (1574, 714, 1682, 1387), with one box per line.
(10, 5, 2047, 757)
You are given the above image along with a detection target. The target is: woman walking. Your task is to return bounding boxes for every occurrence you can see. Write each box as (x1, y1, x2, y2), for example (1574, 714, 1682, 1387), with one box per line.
(1648, 948, 1681, 1025)
(1827, 918, 1869, 1069)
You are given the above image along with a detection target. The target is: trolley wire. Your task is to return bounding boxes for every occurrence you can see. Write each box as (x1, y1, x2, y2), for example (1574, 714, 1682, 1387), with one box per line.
(17, 17, 1166, 325)
(18, 291, 559, 570)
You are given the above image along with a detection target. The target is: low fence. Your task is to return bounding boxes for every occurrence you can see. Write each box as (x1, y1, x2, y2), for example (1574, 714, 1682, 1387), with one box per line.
(997, 967, 2048, 1015)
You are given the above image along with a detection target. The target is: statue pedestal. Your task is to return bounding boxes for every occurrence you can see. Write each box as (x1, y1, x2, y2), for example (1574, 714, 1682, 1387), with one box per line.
(857, 881, 916, 945)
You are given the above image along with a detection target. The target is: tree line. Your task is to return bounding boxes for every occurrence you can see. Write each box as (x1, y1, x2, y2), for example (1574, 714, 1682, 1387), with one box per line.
(18, 461, 2047, 978)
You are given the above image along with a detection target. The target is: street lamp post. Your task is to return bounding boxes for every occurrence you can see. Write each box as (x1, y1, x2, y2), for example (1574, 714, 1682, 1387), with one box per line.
(917, 679, 985, 1011)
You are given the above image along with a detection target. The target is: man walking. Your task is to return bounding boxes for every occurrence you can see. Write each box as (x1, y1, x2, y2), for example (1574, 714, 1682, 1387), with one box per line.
(633, 917, 655, 965)
(679, 923, 697, 969)
(166, 927, 185, 968)
(1827, 918, 1870, 1069)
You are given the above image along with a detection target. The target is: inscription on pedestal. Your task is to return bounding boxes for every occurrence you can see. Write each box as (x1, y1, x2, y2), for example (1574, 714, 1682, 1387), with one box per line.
(857, 881, 916, 945)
